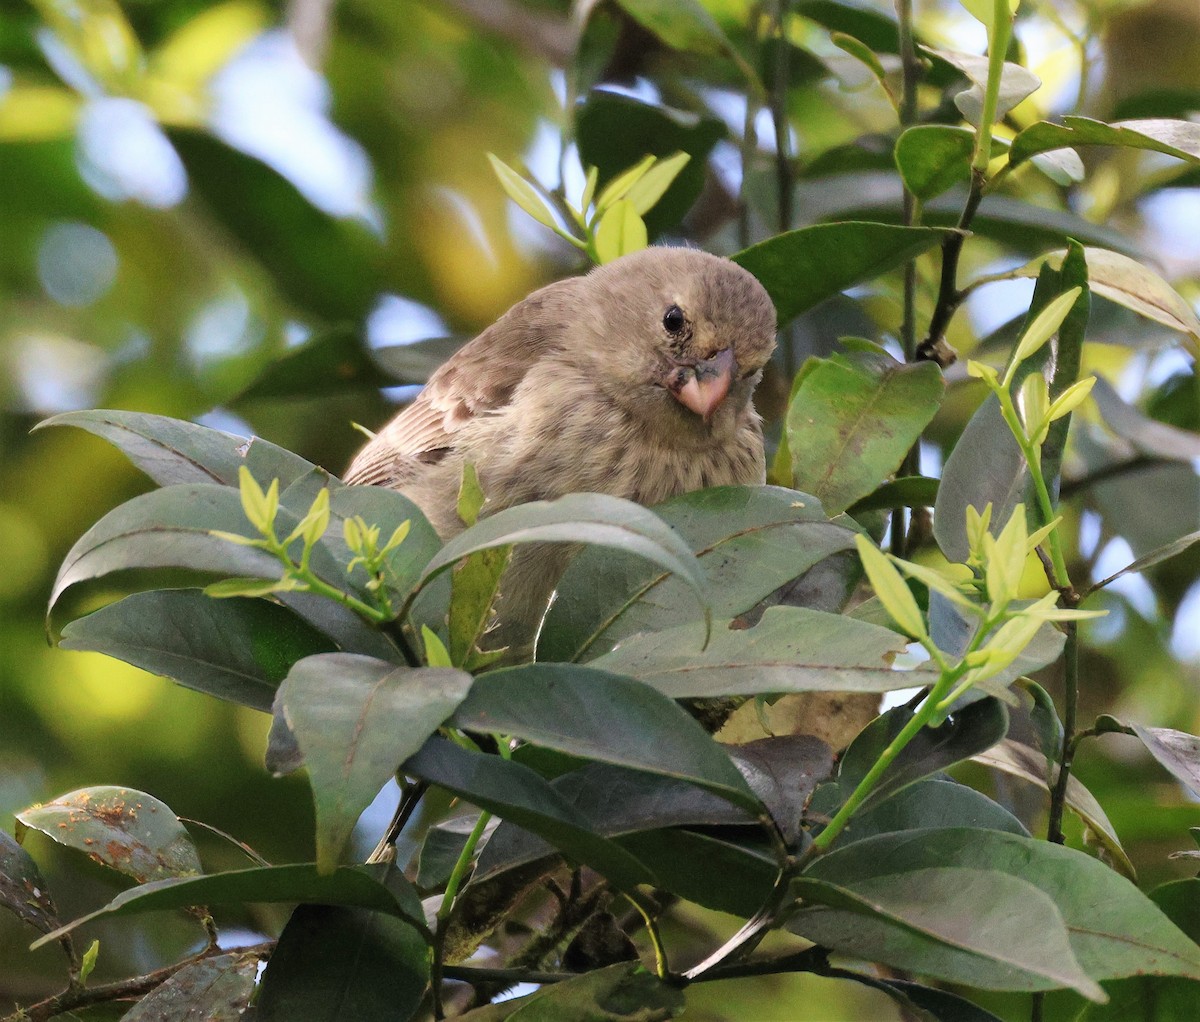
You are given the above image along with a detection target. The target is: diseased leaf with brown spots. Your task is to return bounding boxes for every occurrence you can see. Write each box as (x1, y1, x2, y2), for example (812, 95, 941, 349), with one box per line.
(122, 950, 261, 1021)
(17, 787, 201, 884)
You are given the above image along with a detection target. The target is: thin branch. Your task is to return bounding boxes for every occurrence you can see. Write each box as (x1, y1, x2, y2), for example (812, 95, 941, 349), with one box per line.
(1046, 621, 1079, 844)
(7, 943, 274, 1022)
(916, 175, 984, 366)
(1059, 454, 1164, 500)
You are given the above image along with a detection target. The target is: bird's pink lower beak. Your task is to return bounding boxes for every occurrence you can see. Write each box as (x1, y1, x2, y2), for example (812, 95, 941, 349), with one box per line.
(670, 348, 737, 422)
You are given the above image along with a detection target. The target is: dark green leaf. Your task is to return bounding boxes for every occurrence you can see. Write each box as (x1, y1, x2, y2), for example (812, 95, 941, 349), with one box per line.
(973, 739, 1135, 878)
(404, 738, 655, 891)
(590, 606, 937, 697)
(733, 222, 951, 325)
(848, 476, 940, 514)
(275, 654, 472, 871)
(576, 93, 725, 237)
(785, 349, 944, 515)
(1040, 242, 1090, 502)
(452, 664, 759, 809)
(834, 697, 1009, 812)
(539, 485, 856, 663)
(257, 906, 429, 1022)
(122, 951, 260, 1022)
(17, 786, 201, 884)
(798, 828, 1200, 983)
(49, 484, 318, 615)
(231, 327, 396, 401)
(31, 863, 428, 949)
(0, 830, 59, 934)
(793, 868, 1101, 997)
(1010, 116, 1200, 168)
(35, 409, 316, 488)
(457, 962, 683, 1020)
(819, 777, 1028, 844)
(881, 981, 1006, 1022)
(474, 762, 756, 885)
(59, 589, 335, 712)
(894, 125, 974, 200)
(727, 735, 834, 845)
(418, 493, 706, 615)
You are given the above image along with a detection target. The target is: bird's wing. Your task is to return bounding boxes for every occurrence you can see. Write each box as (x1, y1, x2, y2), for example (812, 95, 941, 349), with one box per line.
(344, 277, 580, 487)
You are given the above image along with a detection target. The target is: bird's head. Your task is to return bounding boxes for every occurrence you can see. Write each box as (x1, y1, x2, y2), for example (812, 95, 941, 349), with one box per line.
(579, 248, 777, 437)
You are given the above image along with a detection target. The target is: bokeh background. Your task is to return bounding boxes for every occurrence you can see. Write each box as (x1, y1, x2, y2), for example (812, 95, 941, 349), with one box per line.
(2, 0, 1200, 1017)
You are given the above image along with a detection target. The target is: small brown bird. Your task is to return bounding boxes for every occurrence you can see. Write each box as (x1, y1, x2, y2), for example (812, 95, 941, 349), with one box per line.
(346, 246, 777, 645)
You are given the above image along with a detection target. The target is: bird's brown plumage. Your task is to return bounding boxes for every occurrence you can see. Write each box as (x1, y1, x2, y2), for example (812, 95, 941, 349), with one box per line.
(345, 246, 777, 647)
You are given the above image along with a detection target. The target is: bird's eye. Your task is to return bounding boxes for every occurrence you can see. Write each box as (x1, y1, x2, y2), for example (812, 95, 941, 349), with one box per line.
(663, 305, 686, 334)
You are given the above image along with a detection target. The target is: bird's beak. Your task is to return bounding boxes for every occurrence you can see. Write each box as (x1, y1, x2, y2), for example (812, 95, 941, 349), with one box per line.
(668, 348, 737, 422)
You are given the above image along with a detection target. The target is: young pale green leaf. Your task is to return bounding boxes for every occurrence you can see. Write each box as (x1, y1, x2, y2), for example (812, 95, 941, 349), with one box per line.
(624, 151, 690, 215)
(895, 559, 978, 611)
(238, 465, 277, 535)
(967, 360, 1000, 387)
(982, 507, 1028, 609)
(343, 515, 364, 555)
(1025, 517, 1061, 555)
(594, 154, 655, 213)
(457, 463, 486, 527)
(594, 199, 648, 263)
(380, 520, 411, 556)
(78, 940, 99, 984)
(486, 153, 560, 232)
(1020, 373, 1050, 445)
(285, 486, 330, 548)
(855, 535, 927, 639)
(831, 31, 890, 91)
(421, 625, 453, 668)
(1010, 287, 1084, 368)
(1047, 375, 1095, 422)
(579, 164, 599, 214)
(966, 503, 994, 563)
(204, 576, 302, 599)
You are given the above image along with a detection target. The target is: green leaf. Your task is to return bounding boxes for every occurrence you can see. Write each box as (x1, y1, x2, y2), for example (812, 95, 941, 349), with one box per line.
(894, 125, 975, 200)
(973, 739, 1135, 879)
(474, 762, 757, 887)
(487, 153, 562, 232)
(448, 545, 511, 668)
(450, 664, 760, 810)
(31, 862, 428, 950)
(1010, 116, 1200, 168)
(797, 828, 1200, 985)
(49, 484, 305, 616)
(855, 536, 927, 638)
(456, 962, 683, 1021)
(59, 589, 336, 712)
(1130, 725, 1200, 800)
(820, 777, 1028, 845)
(78, 939, 99, 984)
(0, 830, 60, 935)
(18, 787, 201, 884)
(848, 476, 940, 515)
(786, 349, 944, 515)
(732, 222, 951, 325)
(926, 47, 1040, 125)
(457, 463, 486, 527)
(418, 492, 707, 617)
(594, 155, 656, 213)
(122, 951, 260, 1022)
(257, 906, 429, 1022)
(1016, 247, 1200, 344)
(589, 606, 938, 698)
(539, 485, 856, 663)
(1091, 376, 1200, 462)
(403, 738, 655, 891)
(624, 151, 691, 215)
(230, 326, 404, 401)
(833, 697, 1010, 812)
(1011, 287, 1084, 366)
(35, 409, 317, 488)
(275, 654, 473, 871)
(594, 199, 648, 263)
(831, 32, 890, 92)
(612, 0, 732, 57)
(793, 868, 1102, 998)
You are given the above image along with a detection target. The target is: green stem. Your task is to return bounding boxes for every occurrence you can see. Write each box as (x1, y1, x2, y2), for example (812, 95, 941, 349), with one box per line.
(1046, 621, 1079, 844)
(624, 890, 671, 980)
(432, 809, 493, 1020)
(972, 0, 1011, 173)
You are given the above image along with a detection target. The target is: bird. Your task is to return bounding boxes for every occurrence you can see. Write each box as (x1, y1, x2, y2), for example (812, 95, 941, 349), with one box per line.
(345, 246, 777, 649)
